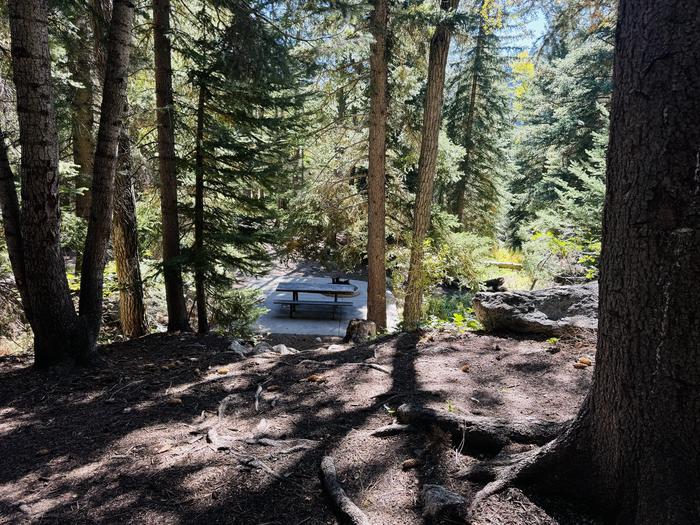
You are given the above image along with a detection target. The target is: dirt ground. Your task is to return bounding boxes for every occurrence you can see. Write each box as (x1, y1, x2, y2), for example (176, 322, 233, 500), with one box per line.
(0, 329, 600, 524)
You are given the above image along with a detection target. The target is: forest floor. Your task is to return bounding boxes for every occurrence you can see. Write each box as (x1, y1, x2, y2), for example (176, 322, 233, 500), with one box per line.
(0, 330, 600, 524)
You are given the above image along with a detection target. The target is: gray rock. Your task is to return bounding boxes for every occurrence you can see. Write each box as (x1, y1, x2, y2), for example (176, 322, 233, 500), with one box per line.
(252, 342, 273, 354)
(229, 340, 252, 358)
(421, 484, 467, 519)
(473, 283, 598, 336)
(272, 344, 295, 355)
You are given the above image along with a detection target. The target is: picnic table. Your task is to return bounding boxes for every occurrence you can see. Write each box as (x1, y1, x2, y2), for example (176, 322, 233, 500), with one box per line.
(274, 281, 357, 319)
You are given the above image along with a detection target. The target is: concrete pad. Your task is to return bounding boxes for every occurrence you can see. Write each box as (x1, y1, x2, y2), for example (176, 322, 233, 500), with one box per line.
(241, 268, 399, 337)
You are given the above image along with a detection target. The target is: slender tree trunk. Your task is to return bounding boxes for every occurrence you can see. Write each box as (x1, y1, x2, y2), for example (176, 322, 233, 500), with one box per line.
(92, 0, 146, 340)
(454, 18, 484, 224)
(513, 2, 700, 523)
(194, 83, 208, 334)
(112, 111, 147, 339)
(0, 123, 30, 319)
(402, 0, 459, 330)
(8, 0, 82, 366)
(366, 0, 389, 331)
(79, 0, 135, 344)
(153, 0, 190, 332)
(67, 17, 95, 225)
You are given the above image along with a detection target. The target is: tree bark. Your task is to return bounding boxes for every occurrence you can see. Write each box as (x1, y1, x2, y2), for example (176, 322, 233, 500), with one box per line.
(67, 16, 95, 224)
(366, 0, 389, 331)
(152, 0, 190, 332)
(0, 122, 30, 318)
(508, 2, 700, 523)
(402, 0, 459, 330)
(8, 0, 82, 366)
(79, 0, 135, 343)
(112, 114, 147, 339)
(91, 0, 146, 340)
(194, 82, 208, 334)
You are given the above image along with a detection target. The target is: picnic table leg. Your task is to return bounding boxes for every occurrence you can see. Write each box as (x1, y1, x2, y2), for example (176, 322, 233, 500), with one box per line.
(291, 291, 298, 318)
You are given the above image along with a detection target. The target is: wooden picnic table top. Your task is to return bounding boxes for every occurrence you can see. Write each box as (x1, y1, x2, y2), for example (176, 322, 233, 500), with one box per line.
(275, 281, 356, 294)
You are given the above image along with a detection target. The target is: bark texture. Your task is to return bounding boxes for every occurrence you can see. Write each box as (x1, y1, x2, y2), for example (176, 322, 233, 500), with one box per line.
(67, 16, 95, 222)
(112, 120, 147, 339)
(153, 0, 190, 332)
(8, 0, 82, 366)
(79, 0, 135, 342)
(506, 2, 700, 523)
(402, 0, 459, 329)
(366, 0, 389, 331)
(194, 83, 208, 334)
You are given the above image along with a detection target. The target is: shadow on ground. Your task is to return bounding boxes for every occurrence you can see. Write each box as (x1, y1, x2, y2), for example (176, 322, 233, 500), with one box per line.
(0, 330, 598, 524)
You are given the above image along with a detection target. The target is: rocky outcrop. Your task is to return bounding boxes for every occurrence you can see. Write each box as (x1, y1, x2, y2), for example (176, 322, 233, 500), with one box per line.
(473, 283, 598, 336)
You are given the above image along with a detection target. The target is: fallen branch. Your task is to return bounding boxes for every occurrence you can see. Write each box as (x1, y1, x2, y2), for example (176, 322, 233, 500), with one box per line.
(396, 404, 566, 454)
(296, 359, 390, 375)
(246, 436, 318, 454)
(352, 362, 390, 374)
(255, 384, 263, 412)
(320, 456, 372, 525)
(369, 423, 413, 437)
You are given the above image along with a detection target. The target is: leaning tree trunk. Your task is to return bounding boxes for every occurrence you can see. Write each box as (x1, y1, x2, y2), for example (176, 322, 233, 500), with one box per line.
(194, 82, 208, 334)
(78, 0, 135, 345)
(7, 0, 82, 367)
(92, 1, 147, 340)
(0, 122, 31, 319)
(494, 2, 700, 523)
(112, 115, 147, 339)
(366, 0, 389, 331)
(153, 0, 190, 332)
(402, 0, 459, 330)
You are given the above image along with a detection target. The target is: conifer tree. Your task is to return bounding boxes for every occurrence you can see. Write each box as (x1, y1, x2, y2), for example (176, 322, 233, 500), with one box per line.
(179, 0, 307, 333)
(445, 0, 511, 237)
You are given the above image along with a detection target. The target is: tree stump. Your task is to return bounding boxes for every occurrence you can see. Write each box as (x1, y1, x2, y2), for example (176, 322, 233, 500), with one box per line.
(344, 319, 377, 343)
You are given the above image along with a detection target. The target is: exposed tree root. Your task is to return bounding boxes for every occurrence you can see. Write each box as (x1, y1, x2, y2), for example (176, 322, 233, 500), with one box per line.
(206, 426, 236, 450)
(465, 440, 562, 514)
(320, 456, 372, 525)
(396, 403, 565, 454)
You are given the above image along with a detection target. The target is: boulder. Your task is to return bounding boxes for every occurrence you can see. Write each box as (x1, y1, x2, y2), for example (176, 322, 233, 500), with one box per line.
(229, 340, 252, 358)
(473, 283, 598, 336)
(252, 342, 273, 354)
(421, 484, 467, 520)
(272, 344, 296, 355)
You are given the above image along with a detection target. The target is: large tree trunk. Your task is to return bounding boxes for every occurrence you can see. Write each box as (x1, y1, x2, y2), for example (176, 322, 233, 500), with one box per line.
(8, 0, 83, 366)
(194, 82, 208, 334)
(484, 2, 700, 523)
(366, 0, 389, 331)
(79, 0, 135, 343)
(402, 0, 459, 330)
(152, 0, 190, 332)
(112, 116, 147, 339)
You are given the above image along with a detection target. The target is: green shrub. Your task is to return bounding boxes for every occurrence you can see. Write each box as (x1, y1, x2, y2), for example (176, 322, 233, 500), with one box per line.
(209, 288, 268, 339)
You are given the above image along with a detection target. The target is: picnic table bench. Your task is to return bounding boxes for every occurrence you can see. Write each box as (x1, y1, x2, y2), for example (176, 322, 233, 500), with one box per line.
(273, 281, 357, 319)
